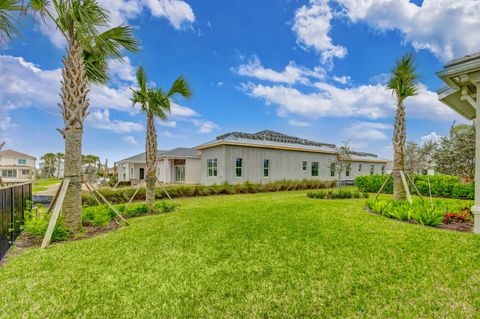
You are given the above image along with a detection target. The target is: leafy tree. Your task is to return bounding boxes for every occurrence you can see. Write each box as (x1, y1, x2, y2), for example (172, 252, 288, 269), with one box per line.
(387, 52, 419, 200)
(28, 0, 138, 231)
(331, 140, 352, 187)
(131, 66, 191, 212)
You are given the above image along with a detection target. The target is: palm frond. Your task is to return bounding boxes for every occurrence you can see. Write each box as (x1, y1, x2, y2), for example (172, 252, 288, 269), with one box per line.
(387, 52, 419, 100)
(0, 0, 22, 43)
(148, 88, 170, 120)
(167, 76, 192, 98)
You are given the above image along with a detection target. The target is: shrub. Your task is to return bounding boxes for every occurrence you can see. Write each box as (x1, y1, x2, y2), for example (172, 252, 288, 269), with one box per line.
(412, 206, 444, 226)
(24, 204, 69, 241)
(443, 209, 472, 224)
(355, 174, 474, 200)
(307, 189, 368, 200)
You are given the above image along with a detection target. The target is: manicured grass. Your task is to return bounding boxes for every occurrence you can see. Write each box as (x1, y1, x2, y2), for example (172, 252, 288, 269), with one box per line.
(32, 178, 61, 193)
(1, 191, 480, 317)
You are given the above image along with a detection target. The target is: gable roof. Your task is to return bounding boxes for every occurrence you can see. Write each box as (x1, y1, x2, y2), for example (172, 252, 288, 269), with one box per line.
(0, 149, 36, 160)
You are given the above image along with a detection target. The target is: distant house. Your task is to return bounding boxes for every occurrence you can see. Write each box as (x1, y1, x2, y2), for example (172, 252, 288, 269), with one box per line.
(118, 148, 201, 184)
(0, 149, 36, 184)
(118, 130, 389, 185)
(38, 159, 64, 178)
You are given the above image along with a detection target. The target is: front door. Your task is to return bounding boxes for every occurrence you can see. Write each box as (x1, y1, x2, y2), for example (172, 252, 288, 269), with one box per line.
(174, 165, 185, 182)
(139, 168, 145, 180)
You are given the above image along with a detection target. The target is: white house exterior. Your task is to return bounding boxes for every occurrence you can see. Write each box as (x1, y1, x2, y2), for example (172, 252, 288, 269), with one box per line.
(118, 130, 389, 186)
(0, 150, 36, 184)
(118, 148, 201, 184)
(197, 130, 388, 185)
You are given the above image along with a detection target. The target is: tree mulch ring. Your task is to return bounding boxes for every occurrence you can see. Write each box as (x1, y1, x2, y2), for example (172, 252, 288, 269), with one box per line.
(1, 221, 123, 266)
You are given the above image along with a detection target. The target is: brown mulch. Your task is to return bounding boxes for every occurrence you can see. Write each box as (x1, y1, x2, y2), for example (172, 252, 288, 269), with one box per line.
(364, 207, 473, 233)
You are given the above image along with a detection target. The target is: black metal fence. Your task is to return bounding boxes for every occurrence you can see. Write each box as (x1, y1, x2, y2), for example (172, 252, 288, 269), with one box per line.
(0, 183, 32, 260)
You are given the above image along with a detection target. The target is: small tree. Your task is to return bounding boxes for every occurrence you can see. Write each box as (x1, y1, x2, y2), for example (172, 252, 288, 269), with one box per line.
(331, 140, 352, 187)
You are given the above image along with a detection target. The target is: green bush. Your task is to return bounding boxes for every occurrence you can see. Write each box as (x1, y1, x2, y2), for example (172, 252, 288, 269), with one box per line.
(82, 180, 337, 206)
(355, 174, 474, 199)
(23, 204, 69, 241)
(307, 189, 369, 200)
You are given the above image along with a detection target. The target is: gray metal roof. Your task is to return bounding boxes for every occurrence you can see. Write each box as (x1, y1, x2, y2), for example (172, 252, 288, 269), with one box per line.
(118, 147, 200, 163)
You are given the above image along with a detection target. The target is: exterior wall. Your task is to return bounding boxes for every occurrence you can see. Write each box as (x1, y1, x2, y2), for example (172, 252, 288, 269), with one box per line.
(0, 155, 36, 184)
(200, 145, 387, 185)
(120, 158, 201, 184)
(185, 158, 201, 184)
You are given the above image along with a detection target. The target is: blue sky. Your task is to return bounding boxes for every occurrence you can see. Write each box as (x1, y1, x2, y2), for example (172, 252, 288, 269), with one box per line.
(0, 0, 477, 163)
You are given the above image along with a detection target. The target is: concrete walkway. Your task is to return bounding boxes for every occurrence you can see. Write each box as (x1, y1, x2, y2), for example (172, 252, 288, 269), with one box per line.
(35, 183, 60, 196)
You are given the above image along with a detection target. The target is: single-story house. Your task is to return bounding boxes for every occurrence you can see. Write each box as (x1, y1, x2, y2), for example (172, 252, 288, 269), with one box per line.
(0, 149, 36, 185)
(117, 147, 201, 184)
(117, 130, 389, 185)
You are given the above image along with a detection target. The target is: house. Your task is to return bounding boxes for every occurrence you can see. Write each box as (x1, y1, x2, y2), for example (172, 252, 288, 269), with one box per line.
(0, 149, 36, 184)
(118, 130, 389, 185)
(117, 147, 201, 184)
(197, 130, 388, 185)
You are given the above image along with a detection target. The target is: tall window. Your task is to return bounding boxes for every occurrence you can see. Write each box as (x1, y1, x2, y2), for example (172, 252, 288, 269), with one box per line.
(358, 164, 362, 172)
(18, 159, 26, 165)
(208, 159, 218, 177)
(2, 170, 17, 178)
(130, 167, 134, 178)
(263, 159, 270, 177)
(330, 163, 335, 177)
(370, 164, 375, 175)
(235, 158, 243, 177)
(381, 165, 385, 175)
(302, 161, 308, 171)
(345, 163, 351, 177)
(312, 162, 319, 176)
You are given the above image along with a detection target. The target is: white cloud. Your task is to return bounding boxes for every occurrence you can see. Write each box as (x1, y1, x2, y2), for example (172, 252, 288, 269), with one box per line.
(122, 135, 138, 145)
(292, 0, 347, 63)
(346, 121, 390, 140)
(39, 0, 195, 47)
(241, 80, 460, 121)
(236, 56, 325, 85)
(157, 120, 177, 127)
(108, 56, 137, 83)
(170, 102, 198, 118)
(336, 0, 480, 62)
(191, 119, 219, 133)
(288, 119, 311, 127)
(87, 110, 144, 133)
(421, 131, 441, 144)
(159, 130, 184, 138)
(332, 75, 350, 84)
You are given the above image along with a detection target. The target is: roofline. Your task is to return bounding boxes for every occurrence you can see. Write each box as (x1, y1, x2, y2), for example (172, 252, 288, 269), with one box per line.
(197, 141, 338, 155)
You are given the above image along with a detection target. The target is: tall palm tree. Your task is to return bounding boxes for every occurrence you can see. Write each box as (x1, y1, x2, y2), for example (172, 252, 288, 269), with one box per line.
(131, 67, 191, 211)
(55, 152, 64, 177)
(0, 0, 21, 44)
(387, 53, 419, 200)
(29, 0, 138, 232)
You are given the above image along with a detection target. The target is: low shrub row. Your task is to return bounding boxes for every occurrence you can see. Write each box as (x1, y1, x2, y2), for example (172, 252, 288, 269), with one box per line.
(82, 180, 337, 206)
(366, 198, 473, 227)
(307, 189, 369, 199)
(23, 200, 177, 241)
(355, 174, 474, 199)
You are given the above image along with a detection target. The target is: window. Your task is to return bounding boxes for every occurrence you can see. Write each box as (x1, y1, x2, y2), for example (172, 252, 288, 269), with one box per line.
(235, 158, 243, 177)
(345, 163, 351, 177)
(311, 162, 319, 176)
(330, 163, 335, 177)
(130, 168, 134, 178)
(263, 159, 270, 177)
(18, 159, 26, 165)
(21, 169, 29, 176)
(2, 170, 17, 178)
(370, 164, 375, 175)
(358, 164, 362, 172)
(381, 165, 385, 175)
(207, 159, 218, 177)
(302, 161, 308, 171)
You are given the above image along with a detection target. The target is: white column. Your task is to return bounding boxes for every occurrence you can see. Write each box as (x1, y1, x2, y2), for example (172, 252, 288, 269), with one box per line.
(164, 158, 170, 183)
(472, 83, 480, 234)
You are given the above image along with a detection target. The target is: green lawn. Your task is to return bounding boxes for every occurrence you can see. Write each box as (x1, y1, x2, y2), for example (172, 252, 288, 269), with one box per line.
(32, 178, 62, 193)
(1, 191, 480, 317)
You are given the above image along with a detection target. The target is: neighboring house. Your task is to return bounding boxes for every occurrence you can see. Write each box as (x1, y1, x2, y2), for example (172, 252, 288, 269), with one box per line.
(0, 149, 36, 184)
(197, 130, 388, 185)
(118, 148, 201, 184)
(38, 159, 64, 178)
(118, 130, 389, 185)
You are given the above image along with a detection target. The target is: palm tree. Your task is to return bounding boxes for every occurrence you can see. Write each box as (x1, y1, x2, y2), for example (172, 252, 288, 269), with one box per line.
(131, 67, 191, 211)
(387, 53, 419, 200)
(28, 0, 138, 232)
(55, 152, 64, 177)
(0, 0, 21, 44)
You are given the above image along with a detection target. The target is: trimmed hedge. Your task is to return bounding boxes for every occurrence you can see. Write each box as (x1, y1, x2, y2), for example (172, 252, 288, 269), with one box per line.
(307, 189, 369, 199)
(82, 180, 337, 206)
(355, 174, 474, 200)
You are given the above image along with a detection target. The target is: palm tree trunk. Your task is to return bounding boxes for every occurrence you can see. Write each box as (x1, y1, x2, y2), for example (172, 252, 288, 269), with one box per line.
(60, 39, 89, 232)
(393, 97, 406, 200)
(145, 114, 157, 212)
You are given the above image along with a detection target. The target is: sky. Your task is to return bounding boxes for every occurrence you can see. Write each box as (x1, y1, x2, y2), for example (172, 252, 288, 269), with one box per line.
(1, 0, 478, 163)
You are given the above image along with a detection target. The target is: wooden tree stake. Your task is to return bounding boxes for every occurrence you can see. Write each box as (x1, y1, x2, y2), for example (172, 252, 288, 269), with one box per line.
(374, 173, 392, 201)
(42, 178, 70, 249)
(156, 177, 173, 201)
(399, 171, 413, 204)
(124, 180, 145, 210)
(85, 182, 129, 225)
